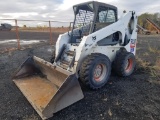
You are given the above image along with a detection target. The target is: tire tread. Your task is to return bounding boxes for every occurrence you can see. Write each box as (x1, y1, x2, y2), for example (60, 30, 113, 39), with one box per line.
(80, 53, 111, 89)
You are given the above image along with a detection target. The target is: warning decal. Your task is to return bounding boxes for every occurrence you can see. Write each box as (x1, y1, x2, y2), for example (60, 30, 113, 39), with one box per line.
(130, 39, 136, 52)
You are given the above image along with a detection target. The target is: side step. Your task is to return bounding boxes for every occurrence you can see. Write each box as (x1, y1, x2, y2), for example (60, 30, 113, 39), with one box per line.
(59, 50, 76, 70)
(60, 60, 70, 70)
(65, 50, 75, 56)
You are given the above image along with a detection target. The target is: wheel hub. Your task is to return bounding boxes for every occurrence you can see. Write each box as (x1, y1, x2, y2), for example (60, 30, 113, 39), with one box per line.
(94, 64, 107, 82)
(125, 58, 133, 73)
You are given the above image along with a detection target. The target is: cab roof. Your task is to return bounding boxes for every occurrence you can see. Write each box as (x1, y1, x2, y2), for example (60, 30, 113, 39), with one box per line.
(73, 1, 117, 11)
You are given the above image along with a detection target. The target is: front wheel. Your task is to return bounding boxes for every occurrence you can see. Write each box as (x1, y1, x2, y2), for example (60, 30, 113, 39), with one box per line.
(79, 53, 111, 89)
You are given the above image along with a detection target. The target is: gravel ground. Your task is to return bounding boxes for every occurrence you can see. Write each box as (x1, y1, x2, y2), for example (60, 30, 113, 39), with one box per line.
(0, 35, 160, 120)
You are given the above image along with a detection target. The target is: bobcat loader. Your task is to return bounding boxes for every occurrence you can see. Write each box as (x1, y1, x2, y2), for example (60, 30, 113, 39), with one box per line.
(12, 1, 138, 119)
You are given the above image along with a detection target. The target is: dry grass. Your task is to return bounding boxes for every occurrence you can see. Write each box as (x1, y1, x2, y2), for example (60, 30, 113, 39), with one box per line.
(0, 47, 17, 54)
(136, 44, 160, 80)
(148, 45, 160, 54)
(143, 52, 149, 56)
(136, 57, 160, 79)
(136, 57, 150, 69)
(148, 59, 160, 83)
(19, 27, 69, 33)
(108, 108, 112, 117)
(23, 114, 39, 120)
(136, 47, 141, 51)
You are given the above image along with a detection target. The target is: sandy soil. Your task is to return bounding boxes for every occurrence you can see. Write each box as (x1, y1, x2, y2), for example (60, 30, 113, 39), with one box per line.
(0, 34, 160, 120)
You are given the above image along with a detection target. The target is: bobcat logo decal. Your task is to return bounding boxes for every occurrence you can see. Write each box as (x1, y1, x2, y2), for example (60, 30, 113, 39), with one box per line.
(92, 36, 96, 42)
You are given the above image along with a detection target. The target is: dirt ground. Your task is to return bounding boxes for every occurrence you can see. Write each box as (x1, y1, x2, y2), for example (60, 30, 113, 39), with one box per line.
(0, 34, 160, 120)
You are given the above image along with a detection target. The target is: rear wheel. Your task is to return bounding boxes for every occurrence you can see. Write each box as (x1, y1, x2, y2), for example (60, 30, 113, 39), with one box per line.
(80, 53, 111, 89)
(113, 52, 136, 77)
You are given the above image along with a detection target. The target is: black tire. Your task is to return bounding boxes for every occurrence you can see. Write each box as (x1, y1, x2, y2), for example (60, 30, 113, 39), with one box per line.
(50, 49, 55, 64)
(79, 53, 111, 90)
(113, 52, 136, 77)
(50, 56, 55, 64)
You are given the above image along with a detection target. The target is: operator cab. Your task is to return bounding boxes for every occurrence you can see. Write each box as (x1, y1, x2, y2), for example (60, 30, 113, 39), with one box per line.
(70, 1, 118, 43)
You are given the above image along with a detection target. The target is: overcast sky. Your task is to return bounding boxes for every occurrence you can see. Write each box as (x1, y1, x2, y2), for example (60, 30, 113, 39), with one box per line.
(0, 0, 160, 26)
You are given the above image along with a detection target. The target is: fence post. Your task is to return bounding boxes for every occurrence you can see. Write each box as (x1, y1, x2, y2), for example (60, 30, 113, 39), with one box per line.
(15, 19, 20, 49)
(49, 21, 53, 45)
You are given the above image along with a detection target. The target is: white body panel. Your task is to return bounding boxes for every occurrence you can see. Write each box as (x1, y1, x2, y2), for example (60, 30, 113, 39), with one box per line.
(55, 32, 70, 57)
(55, 11, 138, 75)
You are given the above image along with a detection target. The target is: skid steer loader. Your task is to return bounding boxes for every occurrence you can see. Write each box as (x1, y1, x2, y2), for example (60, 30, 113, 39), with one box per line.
(12, 1, 138, 119)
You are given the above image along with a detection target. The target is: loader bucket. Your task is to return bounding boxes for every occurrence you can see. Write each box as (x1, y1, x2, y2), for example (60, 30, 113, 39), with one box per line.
(12, 56, 84, 119)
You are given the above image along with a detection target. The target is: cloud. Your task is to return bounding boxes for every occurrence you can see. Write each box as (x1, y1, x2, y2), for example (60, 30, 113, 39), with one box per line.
(2, 12, 38, 18)
(114, 0, 160, 14)
(0, 0, 62, 18)
(0, 0, 159, 27)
